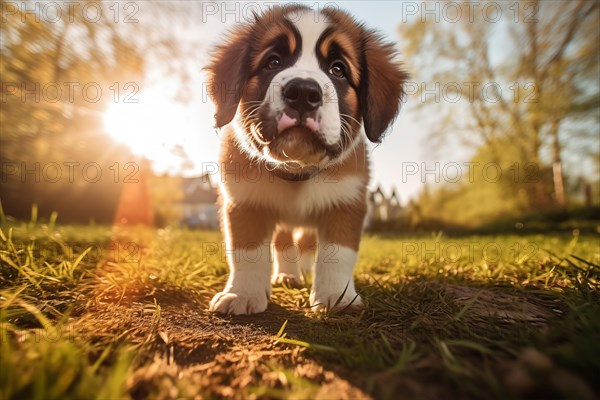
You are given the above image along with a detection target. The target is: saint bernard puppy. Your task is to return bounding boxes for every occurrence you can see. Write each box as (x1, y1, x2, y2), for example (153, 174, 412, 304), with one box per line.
(206, 5, 407, 315)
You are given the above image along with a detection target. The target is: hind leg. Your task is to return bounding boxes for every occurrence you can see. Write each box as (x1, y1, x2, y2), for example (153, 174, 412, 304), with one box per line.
(296, 229, 316, 278)
(271, 227, 303, 287)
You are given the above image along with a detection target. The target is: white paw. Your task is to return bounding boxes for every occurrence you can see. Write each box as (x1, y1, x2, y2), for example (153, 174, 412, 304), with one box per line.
(310, 245, 362, 312)
(271, 273, 303, 288)
(309, 288, 363, 312)
(209, 291, 269, 315)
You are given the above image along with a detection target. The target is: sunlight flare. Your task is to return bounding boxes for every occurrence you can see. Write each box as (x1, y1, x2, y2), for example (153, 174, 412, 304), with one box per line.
(103, 88, 198, 172)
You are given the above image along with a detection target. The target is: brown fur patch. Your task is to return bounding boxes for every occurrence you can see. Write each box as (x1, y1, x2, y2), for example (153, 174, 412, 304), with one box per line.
(344, 90, 358, 120)
(273, 228, 317, 255)
(321, 139, 369, 183)
(317, 202, 366, 250)
(359, 34, 409, 142)
(296, 230, 317, 253)
(272, 228, 294, 251)
(287, 30, 297, 54)
(250, 28, 297, 72)
(319, 32, 360, 84)
(222, 202, 275, 249)
(206, 25, 252, 127)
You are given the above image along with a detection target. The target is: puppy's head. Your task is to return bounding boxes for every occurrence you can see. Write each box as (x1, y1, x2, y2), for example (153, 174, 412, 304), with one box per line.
(207, 5, 408, 175)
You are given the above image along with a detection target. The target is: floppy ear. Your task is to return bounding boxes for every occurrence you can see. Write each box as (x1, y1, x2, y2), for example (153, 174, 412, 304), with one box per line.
(359, 33, 409, 143)
(206, 28, 250, 128)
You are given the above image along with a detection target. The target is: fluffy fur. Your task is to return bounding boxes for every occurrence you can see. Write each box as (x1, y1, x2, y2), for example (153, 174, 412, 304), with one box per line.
(206, 5, 407, 315)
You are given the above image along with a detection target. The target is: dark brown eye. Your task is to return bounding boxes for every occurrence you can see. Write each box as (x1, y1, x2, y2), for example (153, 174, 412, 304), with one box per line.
(329, 61, 346, 78)
(266, 55, 281, 70)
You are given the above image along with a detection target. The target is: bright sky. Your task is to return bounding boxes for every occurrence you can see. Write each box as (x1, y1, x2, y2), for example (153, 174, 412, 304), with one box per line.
(105, 1, 473, 204)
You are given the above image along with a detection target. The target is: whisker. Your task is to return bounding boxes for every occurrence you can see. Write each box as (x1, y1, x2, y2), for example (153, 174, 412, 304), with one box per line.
(340, 114, 363, 129)
(340, 120, 359, 167)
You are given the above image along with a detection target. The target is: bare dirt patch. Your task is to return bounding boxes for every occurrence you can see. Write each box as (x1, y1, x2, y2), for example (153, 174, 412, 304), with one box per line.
(443, 284, 564, 325)
(78, 287, 373, 399)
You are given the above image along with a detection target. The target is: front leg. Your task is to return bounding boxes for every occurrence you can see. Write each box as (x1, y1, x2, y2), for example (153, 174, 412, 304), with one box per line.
(310, 203, 366, 311)
(209, 202, 274, 315)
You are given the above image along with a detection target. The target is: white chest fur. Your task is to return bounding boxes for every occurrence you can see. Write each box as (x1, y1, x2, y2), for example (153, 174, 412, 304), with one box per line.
(220, 172, 365, 223)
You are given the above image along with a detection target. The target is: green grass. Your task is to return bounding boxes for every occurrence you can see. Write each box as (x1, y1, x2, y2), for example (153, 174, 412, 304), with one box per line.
(1, 220, 599, 399)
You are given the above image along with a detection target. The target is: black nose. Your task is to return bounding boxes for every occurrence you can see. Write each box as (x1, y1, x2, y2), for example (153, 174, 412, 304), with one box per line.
(283, 78, 323, 114)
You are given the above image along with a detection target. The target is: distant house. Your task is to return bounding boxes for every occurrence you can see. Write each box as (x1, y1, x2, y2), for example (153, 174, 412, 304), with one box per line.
(365, 186, 404, 228)
(387, 188, 403, 220)
(180, 175, 219, 229)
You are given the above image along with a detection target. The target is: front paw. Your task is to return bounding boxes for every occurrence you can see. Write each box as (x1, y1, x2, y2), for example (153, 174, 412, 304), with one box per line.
(271, 273, 303, 288)
(209, 291, 269, 315)
(309, 288, 363, 312)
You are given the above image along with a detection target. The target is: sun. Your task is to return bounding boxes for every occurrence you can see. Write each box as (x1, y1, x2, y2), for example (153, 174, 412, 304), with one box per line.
(103, 88, 195, 172)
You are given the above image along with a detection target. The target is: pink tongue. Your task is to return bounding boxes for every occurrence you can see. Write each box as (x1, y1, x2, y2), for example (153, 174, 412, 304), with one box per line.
(305, 117, 319, 132)
(277, 113, 297, 133)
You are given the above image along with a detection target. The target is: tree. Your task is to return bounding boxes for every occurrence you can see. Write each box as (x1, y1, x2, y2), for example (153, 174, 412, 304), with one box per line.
(400, 0, 599, 213)
(0, 1, 193, 222)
